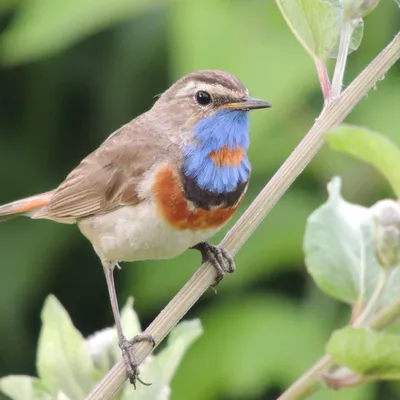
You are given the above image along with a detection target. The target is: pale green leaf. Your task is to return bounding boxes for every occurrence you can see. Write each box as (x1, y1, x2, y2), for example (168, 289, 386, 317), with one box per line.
(349, 19, 364, 54)
(0, 376, 52, 400)
(304, 176, 379, 304)
(119, 297, 142, 341)
(275, 0, 340, 62)
(395, 0, 400, 6)
(0, 0, 163, 65)
(304, 177, 400, 307)
(326, 124, 400, 198)
(86, 297, 144, 373)
(330, 19, 364, 57)
(343, 0, 380, 19)
(37, 295, 98, 400)
(382, 268, 400, 308)
(110, 297, 143, 365)
(56, 392, 72, 400)
(120, 320, 203, 400)
(327, 327, 400, 376)
(86, 327, 116, 374)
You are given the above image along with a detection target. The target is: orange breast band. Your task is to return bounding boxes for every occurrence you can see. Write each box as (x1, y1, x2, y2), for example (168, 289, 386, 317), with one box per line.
(208, 147, 244, 167)
(153, 167, 238, 231)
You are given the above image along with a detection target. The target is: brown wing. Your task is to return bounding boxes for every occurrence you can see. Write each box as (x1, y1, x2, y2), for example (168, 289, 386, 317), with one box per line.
(37, 119, 175, 220)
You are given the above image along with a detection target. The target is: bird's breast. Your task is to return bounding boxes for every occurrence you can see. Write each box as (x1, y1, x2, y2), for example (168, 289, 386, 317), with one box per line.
(152, 166, 247, 231)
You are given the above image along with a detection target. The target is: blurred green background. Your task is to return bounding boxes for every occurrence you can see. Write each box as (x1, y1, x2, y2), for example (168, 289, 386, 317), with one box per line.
(0, 0, 399, 399)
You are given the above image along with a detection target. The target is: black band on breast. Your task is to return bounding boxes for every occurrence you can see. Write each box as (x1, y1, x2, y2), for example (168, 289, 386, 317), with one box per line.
(180, 171, 248, 210)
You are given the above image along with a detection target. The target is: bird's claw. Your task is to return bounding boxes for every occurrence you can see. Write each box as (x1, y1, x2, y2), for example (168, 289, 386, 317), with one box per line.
(119, 333, 156, 387)
(192, 242, 235, 288)
(131, 332, 156, 348)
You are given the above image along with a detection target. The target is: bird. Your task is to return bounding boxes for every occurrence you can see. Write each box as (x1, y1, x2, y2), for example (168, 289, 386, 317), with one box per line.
(0, 70, 271, 385)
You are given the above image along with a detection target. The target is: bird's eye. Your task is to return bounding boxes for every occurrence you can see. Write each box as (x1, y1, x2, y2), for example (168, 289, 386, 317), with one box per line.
(195, 91, 211, 106)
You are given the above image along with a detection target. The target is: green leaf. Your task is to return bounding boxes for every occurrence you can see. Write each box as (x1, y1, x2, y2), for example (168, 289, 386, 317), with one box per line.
(275, 0, 340, 62)
(86, 297, 143, 374)
(37, 295, 98, 400)
(86, 327, 116, 374)
(120, 320, 203, 400)
(395, 0, 400, 6)
(383, 268, 400, 308)
(343, 0, 380, 19)
(304, 176, 379, 304)
(0, 376, 52, 400)
(56, 392, 72, 400)
(326, 124, 400, 198)
(0, 0, 163, 65)
(172, 295, 363, 400)
(327, 327, 400, 377)
(330, 19, 364, 58)
(304, 176, 400, 308)
(110, 297, 142, 367)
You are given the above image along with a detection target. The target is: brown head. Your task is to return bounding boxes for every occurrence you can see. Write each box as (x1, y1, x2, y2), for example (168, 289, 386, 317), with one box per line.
(149, 70, 271, 142)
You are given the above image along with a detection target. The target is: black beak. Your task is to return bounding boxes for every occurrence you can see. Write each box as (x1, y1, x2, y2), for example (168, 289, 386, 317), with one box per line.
(222, 96, 272, 111)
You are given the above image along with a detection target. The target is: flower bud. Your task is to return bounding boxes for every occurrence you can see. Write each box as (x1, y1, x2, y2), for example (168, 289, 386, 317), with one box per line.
(342, 0, 380, 20)
(371, 199, 400, 269)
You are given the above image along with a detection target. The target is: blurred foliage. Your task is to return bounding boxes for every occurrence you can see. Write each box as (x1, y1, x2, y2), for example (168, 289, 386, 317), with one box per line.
(0, 0, 399, 399)
(0, 296, 201, 399)
(328, 327, 400, 379)
(326, 125, 400, 198)
(275, 0, 364, 62)
(304, 177, 384, 305)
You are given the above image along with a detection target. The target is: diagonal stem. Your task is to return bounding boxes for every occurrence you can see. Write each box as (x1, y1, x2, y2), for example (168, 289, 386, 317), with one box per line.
(353, 269, 392, 328)
(315, 60, 331, 103)
(331, 19, 357, 98)
(86, 32, 400, 400)
(278, 270, 400, 400)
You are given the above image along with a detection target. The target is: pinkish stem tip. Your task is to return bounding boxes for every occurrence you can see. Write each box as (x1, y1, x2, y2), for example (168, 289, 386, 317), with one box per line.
(316, 60, 331, 103)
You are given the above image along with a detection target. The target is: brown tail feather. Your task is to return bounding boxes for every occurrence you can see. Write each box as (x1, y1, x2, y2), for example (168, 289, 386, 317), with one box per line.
(0, 191, 54, 222)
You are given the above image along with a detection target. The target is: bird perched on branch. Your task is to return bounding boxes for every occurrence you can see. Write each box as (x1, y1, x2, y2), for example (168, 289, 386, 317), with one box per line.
(0, 70, 271, 385)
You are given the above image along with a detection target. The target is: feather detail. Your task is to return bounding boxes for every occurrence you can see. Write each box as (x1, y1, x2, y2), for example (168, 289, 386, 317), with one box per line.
(183, 109, 251, 194)
(0, 191, 54, 222)
(153, 167, 243, 231)
(35, 119, 177, 220)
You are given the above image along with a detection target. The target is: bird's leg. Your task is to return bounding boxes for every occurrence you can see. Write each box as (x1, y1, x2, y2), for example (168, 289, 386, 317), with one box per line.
(191, 242, 235, 287)
(102, 261, 155, 387)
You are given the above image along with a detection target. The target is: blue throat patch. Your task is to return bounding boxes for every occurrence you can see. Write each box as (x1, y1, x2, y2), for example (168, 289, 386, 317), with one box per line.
(183, 110, 251, 193)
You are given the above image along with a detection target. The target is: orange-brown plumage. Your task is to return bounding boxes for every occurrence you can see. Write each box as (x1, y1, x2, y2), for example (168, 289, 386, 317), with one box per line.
(153, 167, 239, 231)
(0, 191, 53, 222)
(14, 196, 50, 213)
(208, 146, 244, 167)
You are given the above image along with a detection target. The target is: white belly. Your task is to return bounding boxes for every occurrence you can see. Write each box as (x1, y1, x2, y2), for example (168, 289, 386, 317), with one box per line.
(78, 202, 219, 262)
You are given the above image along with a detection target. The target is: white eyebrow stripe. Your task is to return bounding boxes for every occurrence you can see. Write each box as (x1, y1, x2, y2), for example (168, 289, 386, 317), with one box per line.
(175, 81, 246, 98)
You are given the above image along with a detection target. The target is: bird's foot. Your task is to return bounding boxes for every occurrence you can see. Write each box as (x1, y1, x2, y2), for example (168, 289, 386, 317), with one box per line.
(192, 242, 235, 287)
(119, 333, 156, 387)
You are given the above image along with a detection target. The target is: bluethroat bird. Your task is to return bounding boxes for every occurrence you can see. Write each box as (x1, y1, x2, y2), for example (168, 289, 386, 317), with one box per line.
(0, 70, 271, 384)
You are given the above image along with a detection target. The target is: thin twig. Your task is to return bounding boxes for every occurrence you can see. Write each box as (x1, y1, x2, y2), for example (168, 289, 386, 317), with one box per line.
(371, 297, 400, 331)
(279, 278, 400, 400)
(331, 19, 357, 98)
(86, 32, 400, 400)
(315, 60, 331, 103)
(354, 269, 391, 327)
(284, 267, 393, 398)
